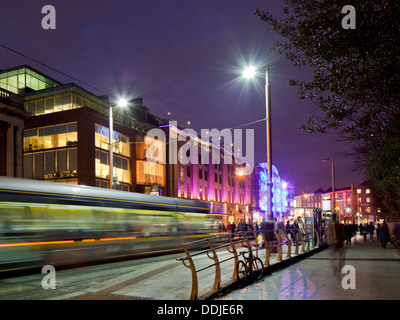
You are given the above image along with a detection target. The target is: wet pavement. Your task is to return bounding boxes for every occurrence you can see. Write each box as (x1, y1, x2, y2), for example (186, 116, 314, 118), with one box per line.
(213, 234, 400, 300)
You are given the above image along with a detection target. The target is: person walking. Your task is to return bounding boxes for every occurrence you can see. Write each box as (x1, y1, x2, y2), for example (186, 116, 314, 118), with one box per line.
(368, 222, 375, 241)
(297, 216, 306, 244)
(292, 219, 299, 245)
(227, 222, 233, 237)
(231, 222, 236, 237)
(360, 223, 367, 241)
(344, 223, 353, 246)
(376, 223, 381, 240)
(379, 221, 390, 249)
(285, 220, 293, 245)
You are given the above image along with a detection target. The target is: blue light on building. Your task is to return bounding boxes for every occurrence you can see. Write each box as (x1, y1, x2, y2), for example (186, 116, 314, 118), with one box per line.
(258, 163, 293, 220)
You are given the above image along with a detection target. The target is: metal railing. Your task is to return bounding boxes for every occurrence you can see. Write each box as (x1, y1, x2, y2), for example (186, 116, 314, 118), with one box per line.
(176, 224, 325, 300)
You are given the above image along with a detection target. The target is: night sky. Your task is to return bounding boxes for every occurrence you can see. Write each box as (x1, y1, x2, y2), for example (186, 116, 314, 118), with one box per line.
(0, 0, 364, 194)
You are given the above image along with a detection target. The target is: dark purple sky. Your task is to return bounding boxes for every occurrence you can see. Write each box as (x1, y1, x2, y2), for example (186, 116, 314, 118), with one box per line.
(0, 0, 365, 194)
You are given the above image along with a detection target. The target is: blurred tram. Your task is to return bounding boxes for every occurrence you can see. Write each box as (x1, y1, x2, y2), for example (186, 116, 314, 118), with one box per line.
(0, 177, 226, 272)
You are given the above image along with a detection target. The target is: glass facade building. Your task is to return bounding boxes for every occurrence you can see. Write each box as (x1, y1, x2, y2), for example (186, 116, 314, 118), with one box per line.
(0, 65, 138, 191)
(95, 124, 131, 191)
(0, 65, 60, 96)
(23, 122, 78, 184)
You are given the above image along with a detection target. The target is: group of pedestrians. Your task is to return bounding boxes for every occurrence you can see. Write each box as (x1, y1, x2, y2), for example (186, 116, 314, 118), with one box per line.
(284, 216, 305, 246)
(226, 222, 236, 236)
(225, 217, 391, 250)
(358, 221, 391, 248)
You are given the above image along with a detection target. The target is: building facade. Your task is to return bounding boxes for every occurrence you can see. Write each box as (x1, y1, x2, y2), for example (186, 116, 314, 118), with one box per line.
(1, 64, 301, 228)
(294, 183, 377, 224)
(161, 122, 251, 226)
(0, 87, 30, 178)
(0, 65, 165, 194)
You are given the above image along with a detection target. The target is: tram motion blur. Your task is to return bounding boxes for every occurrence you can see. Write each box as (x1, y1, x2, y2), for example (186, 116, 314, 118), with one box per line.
(0, 177, 226, 272)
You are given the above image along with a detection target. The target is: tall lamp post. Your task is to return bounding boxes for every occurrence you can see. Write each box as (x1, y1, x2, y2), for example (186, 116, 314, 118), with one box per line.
(243, 66, 274, 220)
(109, 98, 127, 189)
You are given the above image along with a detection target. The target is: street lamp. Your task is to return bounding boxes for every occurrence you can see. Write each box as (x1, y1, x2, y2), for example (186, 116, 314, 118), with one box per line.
(109, 98, 127, 189)
(322, 157, 337, 222)
(242, 65, 274, 220)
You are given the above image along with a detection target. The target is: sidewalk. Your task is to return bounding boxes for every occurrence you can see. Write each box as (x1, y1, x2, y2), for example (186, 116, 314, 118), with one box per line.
(213, 235, 400, 300)
(63, 237, 319, 300)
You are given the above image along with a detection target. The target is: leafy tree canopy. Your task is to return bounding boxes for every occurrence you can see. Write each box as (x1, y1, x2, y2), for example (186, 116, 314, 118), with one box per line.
(256, 1, 400, 220)
(256, 0, 400, 142)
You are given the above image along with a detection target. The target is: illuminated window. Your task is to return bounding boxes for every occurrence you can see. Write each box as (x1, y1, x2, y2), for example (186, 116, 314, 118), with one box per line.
(95, 150, 130, 184)
(23, 122, 77, 151)
(24, 148, 77, 181)
(95, 124, 130, 157)
(366, 189, 370, 194)
(136, 160, 164, 186)
(357, 189, 362, 194)
(0, 66, 60, 95)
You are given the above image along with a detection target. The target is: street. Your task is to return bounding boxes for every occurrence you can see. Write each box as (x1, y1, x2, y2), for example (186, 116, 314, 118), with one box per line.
(0, 252, 181, 300)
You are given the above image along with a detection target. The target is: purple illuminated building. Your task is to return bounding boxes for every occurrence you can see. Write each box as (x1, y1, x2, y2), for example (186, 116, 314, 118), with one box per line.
(161, 122, 252, 226)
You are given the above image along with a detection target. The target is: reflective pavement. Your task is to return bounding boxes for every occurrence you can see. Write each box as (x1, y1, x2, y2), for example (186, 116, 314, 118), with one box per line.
(213, 234, 400, 300)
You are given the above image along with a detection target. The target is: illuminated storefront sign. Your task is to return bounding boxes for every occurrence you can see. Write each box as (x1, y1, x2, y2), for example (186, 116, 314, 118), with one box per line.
(98, 125, 120, 142)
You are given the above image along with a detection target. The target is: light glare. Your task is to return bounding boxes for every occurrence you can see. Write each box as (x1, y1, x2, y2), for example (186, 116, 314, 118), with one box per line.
(118, 98, 128, 107)
(242, 66, 256, 79)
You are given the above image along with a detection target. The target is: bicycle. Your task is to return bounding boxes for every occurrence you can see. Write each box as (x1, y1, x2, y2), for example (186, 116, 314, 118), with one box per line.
(236, 249, 264, 282)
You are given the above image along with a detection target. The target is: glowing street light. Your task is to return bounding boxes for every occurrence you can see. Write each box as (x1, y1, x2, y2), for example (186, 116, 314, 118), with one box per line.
(242, 66, 256, 79)
(109, 98, 128, 189)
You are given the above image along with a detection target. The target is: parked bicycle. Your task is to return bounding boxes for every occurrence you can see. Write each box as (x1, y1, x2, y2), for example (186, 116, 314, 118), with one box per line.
(236, 249, 264, 282)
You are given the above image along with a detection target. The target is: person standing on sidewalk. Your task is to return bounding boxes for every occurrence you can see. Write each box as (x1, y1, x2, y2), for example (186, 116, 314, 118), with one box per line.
(368, 222, 375, 241)
(227, 222, 233, 237)
(285, 220, 294, 245)
(292, 219, 299, 245)
(360, 223, 368, 241)
(379, 221, 390, 248)
(344, 223, 353, 246)
(376, 223, 381, 240)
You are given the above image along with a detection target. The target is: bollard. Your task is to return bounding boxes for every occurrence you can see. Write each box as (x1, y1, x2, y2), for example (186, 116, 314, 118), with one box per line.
(206, 239, 221, 292)
(259, 232, 270, 267)
(294, 233, 299, 255)
(274, 231, 283, 262)
(226, 235, 239, 280)
(176, 244, 198, 300)
(300, 232, 305, 253)
(285, 233, 292, 258)
(313, 228, 319, 248)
